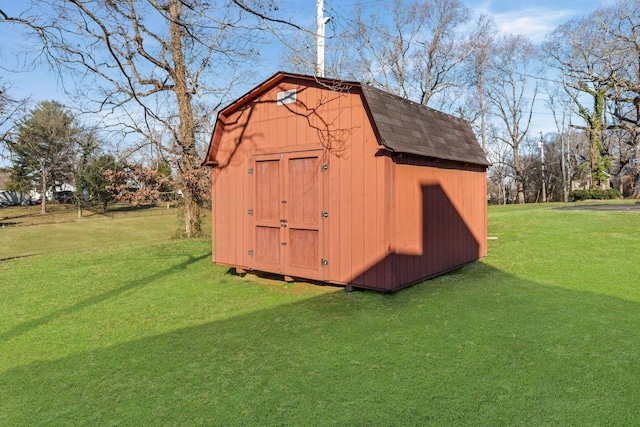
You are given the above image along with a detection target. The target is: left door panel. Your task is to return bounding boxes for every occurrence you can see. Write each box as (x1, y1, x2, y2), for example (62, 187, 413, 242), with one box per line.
(252, 156, 284, 273)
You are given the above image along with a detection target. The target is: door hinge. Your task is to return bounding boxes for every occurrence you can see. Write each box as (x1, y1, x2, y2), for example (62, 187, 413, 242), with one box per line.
(248, 168, 253, 175)
(321, 211, 329, 218)
(248, 250, 254, 256)
(321, 259, 329, 266)
(248, 209, 253, 216)
(320, 164, 328, 171)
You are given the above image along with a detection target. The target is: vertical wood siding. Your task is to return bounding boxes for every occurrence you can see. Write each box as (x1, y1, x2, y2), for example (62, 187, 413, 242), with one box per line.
(389, 158, 487, 290)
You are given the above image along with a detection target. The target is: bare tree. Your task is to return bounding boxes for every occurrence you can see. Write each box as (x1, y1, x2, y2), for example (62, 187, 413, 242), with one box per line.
(598, 0, 640, 197)
(543, 4, 640, 191)
(350, 0, 426, 98)
(462, 14, 496, 153)
(9, 0, 268, 237)
(572, 82, 613, 188)
(337, 0, 470, 107)
(0, 80, 29, 161)
(486, 34, 540, 204)
(485, 130, 514, 204)
(413, 0, 471, 108)
(544, 81, 575, 201)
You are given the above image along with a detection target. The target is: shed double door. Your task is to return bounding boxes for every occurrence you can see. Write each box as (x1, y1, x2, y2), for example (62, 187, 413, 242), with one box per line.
(250, 150, 327, 280)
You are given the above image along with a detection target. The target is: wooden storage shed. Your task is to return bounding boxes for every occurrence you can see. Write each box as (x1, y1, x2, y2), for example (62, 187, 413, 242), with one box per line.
(203, 72, 490, 292)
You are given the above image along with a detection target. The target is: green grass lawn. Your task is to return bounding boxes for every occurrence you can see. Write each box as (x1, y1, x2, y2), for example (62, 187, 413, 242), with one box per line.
(0, 204, 191, 259)
(1, 203, 639, 425)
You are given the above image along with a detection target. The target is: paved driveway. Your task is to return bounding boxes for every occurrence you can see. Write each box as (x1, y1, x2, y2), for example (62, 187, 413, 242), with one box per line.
(556, 203, 640, 211)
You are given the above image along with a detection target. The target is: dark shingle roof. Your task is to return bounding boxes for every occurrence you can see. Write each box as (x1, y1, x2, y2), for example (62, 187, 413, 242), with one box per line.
(361, 84, 490, 166)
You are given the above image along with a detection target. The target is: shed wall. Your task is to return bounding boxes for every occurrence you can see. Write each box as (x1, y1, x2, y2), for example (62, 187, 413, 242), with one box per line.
(211, 79, 390, 286)
(327, 94, 391, 289)
(390, 158, 487, 290)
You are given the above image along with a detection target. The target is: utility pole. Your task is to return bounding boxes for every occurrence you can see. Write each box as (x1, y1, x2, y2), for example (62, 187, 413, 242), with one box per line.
(316, 0, 330, 78)
(538, 132, 547, 203)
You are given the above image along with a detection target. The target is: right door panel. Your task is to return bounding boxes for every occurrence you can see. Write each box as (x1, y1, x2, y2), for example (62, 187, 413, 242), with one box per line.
(286, 155, 321, 275)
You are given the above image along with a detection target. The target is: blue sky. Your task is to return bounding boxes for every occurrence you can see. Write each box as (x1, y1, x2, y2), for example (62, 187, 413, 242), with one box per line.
(475, 0, 614, 42)
(0, 0, 614, 103)
(0, 0, 616, 146)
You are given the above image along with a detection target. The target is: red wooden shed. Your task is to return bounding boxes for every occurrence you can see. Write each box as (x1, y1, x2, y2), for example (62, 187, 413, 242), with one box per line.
(203, 72, 489, 292)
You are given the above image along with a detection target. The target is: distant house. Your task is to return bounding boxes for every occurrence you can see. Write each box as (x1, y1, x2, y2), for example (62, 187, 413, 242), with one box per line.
(29, 183, 77, 204)
(0, 171, 31, 206)
(203, 72, 489, 292)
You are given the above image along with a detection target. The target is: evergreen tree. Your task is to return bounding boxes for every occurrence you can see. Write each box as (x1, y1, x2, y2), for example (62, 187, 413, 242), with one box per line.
(8, 101, 80, 214)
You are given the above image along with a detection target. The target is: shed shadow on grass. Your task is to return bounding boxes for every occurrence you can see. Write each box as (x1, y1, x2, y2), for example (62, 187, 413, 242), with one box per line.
(1, 262, 639, 425)
(0, 253, 210, 342)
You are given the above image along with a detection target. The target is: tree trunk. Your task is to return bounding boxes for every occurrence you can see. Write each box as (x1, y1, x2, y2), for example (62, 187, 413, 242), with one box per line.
(169, 0, 201, 238)
(561, 134, 569, 202)
(589, 128, 601, 188)
(631, 133, 640, 199)
(631, 172, 640, 199)
(41, 168, 47, 215)
(478, 73, 487, 155)
(513, 146, 526, 204)
(502, 181, 507, 205)
(516, 181, 525, 204)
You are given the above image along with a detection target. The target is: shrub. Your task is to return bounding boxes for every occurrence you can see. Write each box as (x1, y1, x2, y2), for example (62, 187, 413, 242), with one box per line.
(570, 188, 622, 201)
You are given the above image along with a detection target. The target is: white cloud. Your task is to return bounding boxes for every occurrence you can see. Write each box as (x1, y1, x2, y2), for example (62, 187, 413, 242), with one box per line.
(471, 0, 619, 42)
(491, 8, 573, 42)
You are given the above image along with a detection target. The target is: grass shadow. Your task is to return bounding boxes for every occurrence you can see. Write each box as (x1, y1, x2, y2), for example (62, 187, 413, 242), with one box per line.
(0, 253, 210, 342)
(1, 261, 639, 425)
